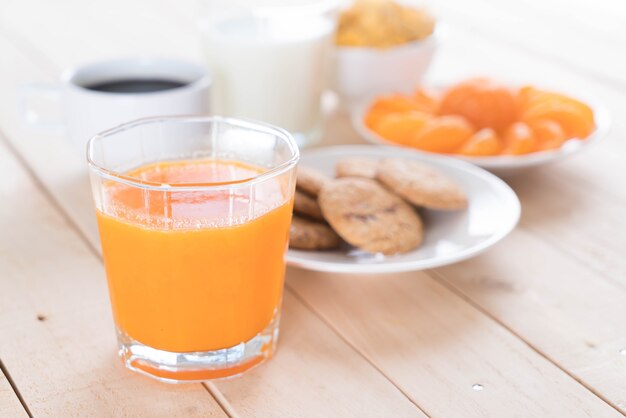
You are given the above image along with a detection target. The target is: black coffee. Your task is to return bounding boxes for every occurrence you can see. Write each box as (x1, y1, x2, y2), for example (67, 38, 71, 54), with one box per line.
(84, 79, 187, 93)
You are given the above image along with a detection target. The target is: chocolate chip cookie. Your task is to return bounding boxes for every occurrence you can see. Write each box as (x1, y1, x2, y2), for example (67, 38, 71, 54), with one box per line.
(296, 166, 332, 197)
(289, 216, 342, 250)
(294, 190, 324, 221)
(335, 157, 380, 179)
(318, 177, 423, 254)
(376, 158, 468, 210)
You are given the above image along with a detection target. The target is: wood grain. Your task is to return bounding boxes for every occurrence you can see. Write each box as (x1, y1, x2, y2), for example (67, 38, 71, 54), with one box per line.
(432, 228, 626, 412)
(0, 137, 226, 417)
(0, 368, 28, 418)
(430, 0, 626, 88)
(215, 291, 425, 417)
(287, 269, 622, 417)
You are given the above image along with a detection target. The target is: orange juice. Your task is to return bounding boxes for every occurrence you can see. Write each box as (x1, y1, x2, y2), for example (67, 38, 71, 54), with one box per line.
(96, 159, 293, 353)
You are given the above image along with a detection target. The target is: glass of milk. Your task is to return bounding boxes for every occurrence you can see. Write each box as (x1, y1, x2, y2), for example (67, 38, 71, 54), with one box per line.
(202, 3, 335, 147)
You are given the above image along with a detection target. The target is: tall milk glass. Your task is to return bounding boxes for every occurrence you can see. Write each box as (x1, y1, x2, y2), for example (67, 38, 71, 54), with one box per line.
(201, 3, 335, 147)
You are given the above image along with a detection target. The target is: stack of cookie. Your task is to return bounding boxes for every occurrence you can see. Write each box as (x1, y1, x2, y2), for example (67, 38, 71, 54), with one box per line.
(290, 157, 468, 255)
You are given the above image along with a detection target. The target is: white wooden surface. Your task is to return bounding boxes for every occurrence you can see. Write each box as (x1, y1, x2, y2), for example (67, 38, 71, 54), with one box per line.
(0, 369, 27, 418)
(0, 0, 625, 416)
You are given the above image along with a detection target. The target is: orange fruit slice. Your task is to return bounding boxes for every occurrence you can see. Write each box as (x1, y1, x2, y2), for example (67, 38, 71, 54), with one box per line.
(517, 86, 595, 139)
(365, 93, 434, 130)
(369, 94, 428, 114)
(457, 128, 502, 156)
(522, 100, 594, 139)
(408, 115, 474, 153)
(364, 109, 389, 130)
(413, 88, 440, 114)
(439, 78, 517, 132)
(516, 85, 544, 115)
(551, 95, 594, 127)
(529, 119, 567, 151)
(518, 86, 594, 122)
(373, 111, 432, 145)
(502, 122, 537, 155)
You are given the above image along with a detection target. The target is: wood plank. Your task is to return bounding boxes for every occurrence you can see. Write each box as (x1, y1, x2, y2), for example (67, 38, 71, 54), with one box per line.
(430, 0, 626, 88)
(0, 34, 99, 245)
(432, 228, 626, 414)
(507, 169, 626, 292)
(0, 137, 227, 417)
(0, 369, 28, 418)
(215, 291, 425, 417)
(286, 269, 622, 417)
(0, 0, 202, 69)
(506, 0, 626, 46)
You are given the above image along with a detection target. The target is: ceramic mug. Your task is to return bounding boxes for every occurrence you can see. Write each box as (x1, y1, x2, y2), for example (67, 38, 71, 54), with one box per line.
(22, 58, 211, 153)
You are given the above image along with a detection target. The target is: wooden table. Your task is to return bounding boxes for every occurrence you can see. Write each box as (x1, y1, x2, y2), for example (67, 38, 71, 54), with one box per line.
(1, 0, 625, 416)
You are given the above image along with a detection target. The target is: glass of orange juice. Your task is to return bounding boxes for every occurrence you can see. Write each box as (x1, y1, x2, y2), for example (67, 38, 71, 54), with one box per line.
(87, 116, 298, 382)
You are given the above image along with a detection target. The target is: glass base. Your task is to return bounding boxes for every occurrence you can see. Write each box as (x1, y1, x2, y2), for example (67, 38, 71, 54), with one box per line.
(117, 315, 280, 383)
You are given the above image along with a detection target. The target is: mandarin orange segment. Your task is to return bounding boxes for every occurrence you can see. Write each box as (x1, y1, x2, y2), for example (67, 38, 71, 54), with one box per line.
(369, 94, 427, 114)
(372, 111, 432, 145)
(516, 85, 544, 116)
(519, 87, 594, 123)
(365, 94, 431, 130)
(408, 115, 474, 153)
(413, 88, 440, 114)
(517, 86, 595, 140)
(550, 94, 594, 125)
(502, 122, 537, 155)
(439, 78, 517, 132)
(364, 109, 389, 130)
(458, 128, 502, 156)
(529, 119, 567, 151)
(522, 101, 594, 139)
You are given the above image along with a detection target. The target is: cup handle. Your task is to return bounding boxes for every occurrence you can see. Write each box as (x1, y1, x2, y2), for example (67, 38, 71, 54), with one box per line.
(19, 83, 64, 131)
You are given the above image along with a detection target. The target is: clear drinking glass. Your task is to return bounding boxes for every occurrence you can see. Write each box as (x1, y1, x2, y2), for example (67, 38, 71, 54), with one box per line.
(201, 3, 335, 148)
(87, 116, 298, 382)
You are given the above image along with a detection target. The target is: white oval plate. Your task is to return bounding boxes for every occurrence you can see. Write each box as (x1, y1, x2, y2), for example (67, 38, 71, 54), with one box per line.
(286, 145, 521, 274)
(351, 96, 611, 176)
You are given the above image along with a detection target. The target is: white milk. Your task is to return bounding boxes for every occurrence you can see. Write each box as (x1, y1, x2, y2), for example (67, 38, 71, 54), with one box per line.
(203, 10, 334, 146)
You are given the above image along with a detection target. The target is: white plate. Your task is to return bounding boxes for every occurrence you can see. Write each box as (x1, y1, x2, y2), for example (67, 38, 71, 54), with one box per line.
(351, 96, 611, 176)
(286, 145, 520, 273)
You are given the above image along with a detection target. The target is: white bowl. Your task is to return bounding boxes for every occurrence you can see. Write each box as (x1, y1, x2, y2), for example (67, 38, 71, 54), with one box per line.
(351, 96, 611, 176)
(333, 23, 445, 109)
(286, 145, 520, 274)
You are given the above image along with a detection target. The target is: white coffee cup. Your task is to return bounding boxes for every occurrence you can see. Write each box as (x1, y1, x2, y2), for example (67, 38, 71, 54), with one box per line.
(22, 58, 211, 153)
